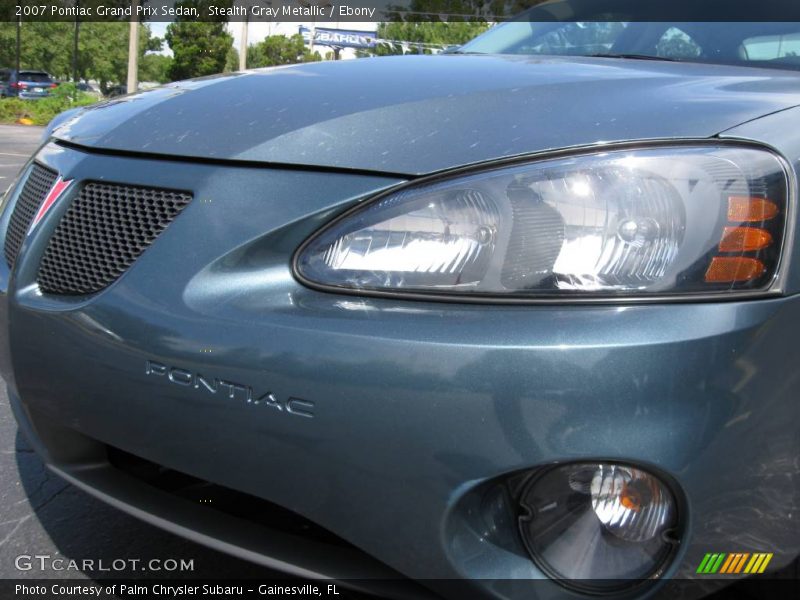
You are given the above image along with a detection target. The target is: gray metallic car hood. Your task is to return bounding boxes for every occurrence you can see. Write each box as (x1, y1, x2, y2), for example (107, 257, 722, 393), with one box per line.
(51, 54, 800, 175)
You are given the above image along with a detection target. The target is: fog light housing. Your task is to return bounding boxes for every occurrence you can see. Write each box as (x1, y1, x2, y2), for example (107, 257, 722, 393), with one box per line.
(518, 463, 679, 592)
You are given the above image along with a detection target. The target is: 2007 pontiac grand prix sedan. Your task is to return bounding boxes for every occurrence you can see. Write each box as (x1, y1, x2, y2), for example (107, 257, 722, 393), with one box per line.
(1, 3, 799, 599)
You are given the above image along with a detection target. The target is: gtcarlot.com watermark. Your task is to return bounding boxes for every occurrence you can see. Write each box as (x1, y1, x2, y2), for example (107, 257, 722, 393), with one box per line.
(15, 554, 194, 573)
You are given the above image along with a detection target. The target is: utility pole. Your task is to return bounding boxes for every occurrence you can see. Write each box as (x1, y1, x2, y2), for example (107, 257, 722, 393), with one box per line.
(239, 1, 274, 71)
(240, 15, 249, 70)
(73, 0, 80, 97)
(15, 15, 21, 76)
(127, 0, 140, 93)
(297, 0, 319, 53)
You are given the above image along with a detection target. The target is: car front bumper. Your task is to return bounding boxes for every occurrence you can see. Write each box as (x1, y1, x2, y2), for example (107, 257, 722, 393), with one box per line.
(1, 143, 798, 599)
(16, 90, 51, 99)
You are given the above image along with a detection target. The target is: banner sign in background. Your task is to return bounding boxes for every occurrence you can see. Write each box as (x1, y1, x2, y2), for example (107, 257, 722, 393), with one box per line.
(299, 26, 377, 49)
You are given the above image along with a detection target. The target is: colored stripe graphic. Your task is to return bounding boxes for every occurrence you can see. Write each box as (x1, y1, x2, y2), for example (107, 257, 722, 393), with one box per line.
(698, 553, 727, 573)
(744, 553, 774, 574)
(719, 554, 736, 574)
(753, 555, 764, 573)
(758, 554, 773, 573)
(698, 552, 773, 574)
(733, 553, 750, 573)
(697, 553, 713, 573)
(710, 553, 726, 573)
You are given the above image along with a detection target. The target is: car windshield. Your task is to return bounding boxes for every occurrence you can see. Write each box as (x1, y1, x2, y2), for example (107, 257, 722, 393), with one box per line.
(18, 72, 52, 82)
(461, 10, 800, 71)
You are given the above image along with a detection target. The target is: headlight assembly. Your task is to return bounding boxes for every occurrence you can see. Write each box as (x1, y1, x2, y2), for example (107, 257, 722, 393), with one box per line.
(295, 145, 789, 301)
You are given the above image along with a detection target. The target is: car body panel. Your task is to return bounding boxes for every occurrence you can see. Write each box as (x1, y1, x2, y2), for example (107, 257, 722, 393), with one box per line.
(3, 51, 800, 598)
(50, 55, 800, 175)
(1, 137, 799, 598)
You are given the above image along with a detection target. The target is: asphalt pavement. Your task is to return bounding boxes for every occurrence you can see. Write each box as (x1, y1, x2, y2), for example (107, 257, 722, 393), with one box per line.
(0, 125, 42, 194)
(0, 125, 291, 582)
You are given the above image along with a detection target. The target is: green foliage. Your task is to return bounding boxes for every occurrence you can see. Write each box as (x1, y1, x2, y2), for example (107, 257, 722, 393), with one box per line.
(376, 21, 490, 54)
(0, 83, 98, 126)
(375, 0, 501, 55)
(79, 23, 132, 92)
(224, 45, 240, 73)
(374, 1, 558, 54)
(247, 35, 321, 69)
(140, 53, 173, 83)
(0, 21, 72, 75)
(166, 21, 233, 80)
(165, 0, 234, 80)
(384, 0, 550, 21)
(656, 28, 702, 59)
(0, 21, 164, 91)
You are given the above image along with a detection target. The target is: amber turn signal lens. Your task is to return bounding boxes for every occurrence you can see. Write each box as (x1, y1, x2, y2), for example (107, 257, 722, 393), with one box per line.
(728, 197, 779, 222)
(705, 257, 766, 283)
(620, 482, 643, 512)
(719, 227, 773, 252)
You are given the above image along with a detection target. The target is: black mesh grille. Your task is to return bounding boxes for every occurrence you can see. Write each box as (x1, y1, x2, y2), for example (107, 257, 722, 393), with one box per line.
(37, 182, 192, 295)
(4, 163, 58, 268)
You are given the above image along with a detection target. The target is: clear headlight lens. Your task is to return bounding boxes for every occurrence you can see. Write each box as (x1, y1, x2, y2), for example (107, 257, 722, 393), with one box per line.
(519, 463, 679, 592)
(295, 146, 787, 299)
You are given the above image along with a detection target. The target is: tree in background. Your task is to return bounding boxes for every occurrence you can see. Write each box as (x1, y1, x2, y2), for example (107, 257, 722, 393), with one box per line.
(375, 0, 552, 55)
(224, 46, 240, 73)
(140, 53, 174, 83)
(80, 23, 164, 92)
(376, 21, 490, 54)
(165, 0, 233, 80)
(0, 22, 73, 75)
(0, 21, 165, 92)
(384, 0, 549, 21)
(247, 35, 321, 68)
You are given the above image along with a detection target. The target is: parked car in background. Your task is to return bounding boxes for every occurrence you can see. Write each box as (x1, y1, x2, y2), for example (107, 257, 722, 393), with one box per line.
(76, 81, 102, 98)
(1, 1, 799, 599)
(105, 81, 160, 98)
(0, 69, 57, 99)
(104, 84, 128, 98)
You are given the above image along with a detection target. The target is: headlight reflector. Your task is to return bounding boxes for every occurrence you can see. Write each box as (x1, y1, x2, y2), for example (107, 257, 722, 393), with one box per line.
(519, 463, 679, 591)
(295, 146, 787, 300)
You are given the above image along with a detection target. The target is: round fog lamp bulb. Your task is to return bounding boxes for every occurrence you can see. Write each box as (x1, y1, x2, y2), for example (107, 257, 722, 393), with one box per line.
(518, 462, 679, 590)
(590, 465, 672, 542)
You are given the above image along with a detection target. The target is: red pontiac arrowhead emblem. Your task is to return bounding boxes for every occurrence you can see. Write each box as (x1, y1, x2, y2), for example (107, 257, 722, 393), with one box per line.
(30, 177, 72, 231)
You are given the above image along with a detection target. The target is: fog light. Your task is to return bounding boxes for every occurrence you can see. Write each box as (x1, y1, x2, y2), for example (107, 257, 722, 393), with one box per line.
(518, 463, 679, 592)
